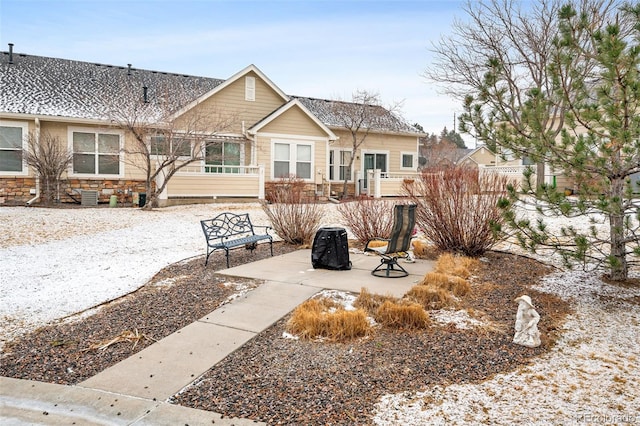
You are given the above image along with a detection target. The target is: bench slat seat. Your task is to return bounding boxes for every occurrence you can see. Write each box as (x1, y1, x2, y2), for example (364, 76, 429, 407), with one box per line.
(201, 212, 273, 268)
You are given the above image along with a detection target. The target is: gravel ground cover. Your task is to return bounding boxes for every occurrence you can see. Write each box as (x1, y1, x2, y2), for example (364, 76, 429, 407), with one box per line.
(170, 251, 570, 425)
(0, 243, 296, 385)
(1, 203, 638, 425)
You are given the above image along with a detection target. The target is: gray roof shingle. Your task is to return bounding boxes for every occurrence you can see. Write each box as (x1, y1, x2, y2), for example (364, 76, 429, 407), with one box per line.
(293, 96, 418, 134)
(1, 51, 419, 135)
(0, 51, 223, 121)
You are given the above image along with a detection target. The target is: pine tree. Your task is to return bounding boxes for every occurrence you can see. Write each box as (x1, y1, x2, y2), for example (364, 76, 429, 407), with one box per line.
(429, 0, 640, 280)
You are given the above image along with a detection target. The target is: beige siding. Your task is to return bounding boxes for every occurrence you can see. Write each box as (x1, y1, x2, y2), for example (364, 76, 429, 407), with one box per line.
(168, 174, 260, 197)
(260, 107, 327, 137)
(468, 146, 496, 167)
(177, 71, 286, 133)
(330, 129, 418, 177)
(379, 179, 405, 196)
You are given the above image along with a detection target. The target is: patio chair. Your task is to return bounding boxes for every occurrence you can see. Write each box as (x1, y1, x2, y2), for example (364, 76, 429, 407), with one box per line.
(364, 204, 417, 278)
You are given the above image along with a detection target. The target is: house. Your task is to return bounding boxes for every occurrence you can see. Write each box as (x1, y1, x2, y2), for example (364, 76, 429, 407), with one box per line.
(0, 45, 423, 206)
(457, 144, 578, 190)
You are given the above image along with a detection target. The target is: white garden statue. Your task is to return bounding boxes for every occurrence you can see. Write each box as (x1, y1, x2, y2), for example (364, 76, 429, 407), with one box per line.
(513, 295, 541, 348)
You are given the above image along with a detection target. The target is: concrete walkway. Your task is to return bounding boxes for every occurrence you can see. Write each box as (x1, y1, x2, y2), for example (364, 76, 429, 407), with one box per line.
(1, 249, 434, 425)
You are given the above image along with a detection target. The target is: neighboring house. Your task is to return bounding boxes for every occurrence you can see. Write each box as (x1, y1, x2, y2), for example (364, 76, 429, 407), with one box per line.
(0, 46, 422, 206)
(458, 144, 576, 190)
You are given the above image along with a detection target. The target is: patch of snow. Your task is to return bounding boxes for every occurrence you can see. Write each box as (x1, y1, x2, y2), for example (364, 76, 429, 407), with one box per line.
(430, 309, 485, 330)
(281, 332, 299, 340)
(373, 269, 640, 425)
(0, 203, 347, 349)
(316, 289, 359, 311)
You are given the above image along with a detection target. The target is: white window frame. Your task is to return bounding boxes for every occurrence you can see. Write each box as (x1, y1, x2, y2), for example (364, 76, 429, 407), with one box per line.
(271, 139, 314, 181)
(68, 127, 124, 178)
(400, 151, 416, 170)
(245, 76, 256, 101)
(0, 120, 29, 176)
(329, 148, 353, 181)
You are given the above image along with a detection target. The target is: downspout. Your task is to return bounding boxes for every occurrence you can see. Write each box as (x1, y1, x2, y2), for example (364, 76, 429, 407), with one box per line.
(26, 118, 40, 206)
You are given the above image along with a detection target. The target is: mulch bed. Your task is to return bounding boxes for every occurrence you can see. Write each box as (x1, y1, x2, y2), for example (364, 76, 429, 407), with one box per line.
(0, 247, 571, 425)
(0, 242, 297, 385)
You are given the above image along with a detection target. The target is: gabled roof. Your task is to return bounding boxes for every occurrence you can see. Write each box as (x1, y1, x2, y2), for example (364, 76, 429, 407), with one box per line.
(293, 96, 419, 135)
(249, 99, 338, 140)
(170, 64, 289, 120)
(1, 50, 422, 137)
(458, 145, 493, 165)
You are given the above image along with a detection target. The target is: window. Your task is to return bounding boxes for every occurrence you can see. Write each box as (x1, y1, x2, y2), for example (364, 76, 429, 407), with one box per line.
(205, 141, 241, 173)
(150, 135, 192, 157)
(329, 149, 352, 181)
(71, 129, 122, 176)
(401, 152, 415, 169)
(363, 152, 387, 189)
(0, 121, 28, 174)
(245, 76, 256, 101)
(273, 141, 312, 179)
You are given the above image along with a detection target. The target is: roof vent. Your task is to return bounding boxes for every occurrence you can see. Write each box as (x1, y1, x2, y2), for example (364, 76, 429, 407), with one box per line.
(143, 86, 149, 103)
(127, 63, 132, 75)
(8, 43, 14, 64)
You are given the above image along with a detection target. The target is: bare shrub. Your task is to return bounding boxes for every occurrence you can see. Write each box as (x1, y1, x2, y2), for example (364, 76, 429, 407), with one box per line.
(404, 166, 508, 256)
(406, 285, 455, 310)
(336, 197, 396, 244)
(375, 301, 430, 329)
(261, 176, 324, 245)
(286, 299, 371, 341)
(24, 131, 72, 205)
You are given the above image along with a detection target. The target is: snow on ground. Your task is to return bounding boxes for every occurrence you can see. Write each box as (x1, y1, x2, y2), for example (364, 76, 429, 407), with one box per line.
(373, 270, 640, 425)
(2, 202, 639, 423)
(0, 205, 208, 347)
(0, 203, 345, 349)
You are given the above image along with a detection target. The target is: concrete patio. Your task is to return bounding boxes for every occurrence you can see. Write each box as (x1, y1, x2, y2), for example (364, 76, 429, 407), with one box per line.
(0, 250, 435, 425)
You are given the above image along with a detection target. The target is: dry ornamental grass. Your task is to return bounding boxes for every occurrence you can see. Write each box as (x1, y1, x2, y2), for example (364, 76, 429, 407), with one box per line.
(1, 246, 572, 425)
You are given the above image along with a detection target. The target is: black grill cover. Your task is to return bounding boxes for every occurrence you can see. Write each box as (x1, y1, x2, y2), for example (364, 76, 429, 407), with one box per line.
(311, 227, 351, 270)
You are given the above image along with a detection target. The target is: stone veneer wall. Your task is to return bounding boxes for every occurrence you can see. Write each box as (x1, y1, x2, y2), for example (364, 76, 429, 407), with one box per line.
(0, 178, 148, 205)
(0, 178, 37, 205)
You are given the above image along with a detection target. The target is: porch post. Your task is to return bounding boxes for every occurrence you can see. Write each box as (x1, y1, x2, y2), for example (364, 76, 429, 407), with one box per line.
(355, 170, 362, 196)
(156, 171, 168, 202)
(258, 164, 265, 200)
(374, 169, 381, 198)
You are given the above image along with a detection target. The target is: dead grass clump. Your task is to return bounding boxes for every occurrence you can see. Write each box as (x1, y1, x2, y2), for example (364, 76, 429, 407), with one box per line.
(419, 272, 451, 288)
(420, 272, 470, 297)
(406, 285, 455, 310)
(375, 301, 430, 329)
(287, 299, 371, 341)
(443, 276, 471, 297)
(434, 253, 479, 279)
(411, 239, 439, 259)
(355, 288, 398, 313)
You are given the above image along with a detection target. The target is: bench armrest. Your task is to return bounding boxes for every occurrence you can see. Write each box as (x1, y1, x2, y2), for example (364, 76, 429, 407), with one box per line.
(252, 225, 272, 235)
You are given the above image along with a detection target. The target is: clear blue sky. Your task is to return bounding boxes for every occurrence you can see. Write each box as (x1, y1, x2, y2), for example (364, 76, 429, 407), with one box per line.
(0, 0, 471, 143)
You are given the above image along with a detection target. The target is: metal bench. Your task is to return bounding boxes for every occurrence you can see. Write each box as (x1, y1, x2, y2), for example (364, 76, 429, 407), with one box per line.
(200, 212, 273, 268)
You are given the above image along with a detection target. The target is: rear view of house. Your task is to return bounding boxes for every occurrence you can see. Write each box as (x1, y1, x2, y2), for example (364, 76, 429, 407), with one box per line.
(0, 45, 423, 206)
